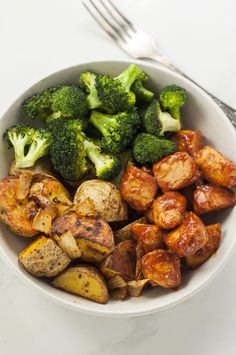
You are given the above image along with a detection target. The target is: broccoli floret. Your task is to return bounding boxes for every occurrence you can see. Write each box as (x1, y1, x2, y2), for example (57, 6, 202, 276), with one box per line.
(22, 87, 58, 120)
(50, 85, 88, 120)
(80, 72, 102, 110)
(95, 64, 145, 112)
(49, 119, 88, 181)
(142, 99, 181, 137)
(133, 132, 176, 164)
(6, 125, 51, 168)
(159, 85, 187, 120)
(89, 109, 140, 154)
(131, 79, 154, 103)
(84, 139, 121, 180)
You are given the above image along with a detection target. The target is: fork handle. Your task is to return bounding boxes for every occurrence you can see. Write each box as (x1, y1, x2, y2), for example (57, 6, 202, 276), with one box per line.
(152, 55, 236, 128)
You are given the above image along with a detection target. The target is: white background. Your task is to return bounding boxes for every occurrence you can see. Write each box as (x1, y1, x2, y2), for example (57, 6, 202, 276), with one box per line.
(0, 1, 236, 354)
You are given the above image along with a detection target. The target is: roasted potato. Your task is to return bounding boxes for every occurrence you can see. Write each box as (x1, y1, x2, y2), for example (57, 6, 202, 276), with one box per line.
(19, 235, 71, 277)
(120, 165, 158, 211)
(153, 152, 200, 191)
(51, 212, 114, 263)
(30, 177, 72, 216)
(135, 242, 145, 280)
(195, 146, 236, 188)
(193, 185, 236, 215)
(110, 287, 127, 300)
(114, 216, 148, 242)
(127, 279, 149, 297)
(107, 275, 127, 290)
(141, 249, 181, 288)
(185, 223, 221, 269)
(164, 212, 208, 257)
(147, 192, 187, 230)
(130, 223, 163, 253)
(52, 265, 109, 304)
(171, 130, 203, 156)
(0, 177, 38, 237)
(74, 180, 128, 222)
(101, 240, 136, 281)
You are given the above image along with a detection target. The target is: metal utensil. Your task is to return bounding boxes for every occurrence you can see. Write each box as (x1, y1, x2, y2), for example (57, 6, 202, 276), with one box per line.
(83, 0, 236, 127)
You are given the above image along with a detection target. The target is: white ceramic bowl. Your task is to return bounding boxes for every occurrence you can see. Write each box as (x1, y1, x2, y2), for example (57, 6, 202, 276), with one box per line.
(1, 60, 236, 317)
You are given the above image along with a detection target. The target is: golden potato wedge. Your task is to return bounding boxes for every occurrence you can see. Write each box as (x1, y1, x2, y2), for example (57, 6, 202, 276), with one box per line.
(19, 235, 71, 277)
(114, 216, 148, 242)
(0, 177, 38, 237)
(185, 223, 221, 269)
(141, 249, 181, 288)
(130, 223, 163, 253)
(74, 180, 128, 222)
(52, 265, 109, 304)
(127, 279, 149, 297)
(147, 192, 187, 230)
(164, 212, 208, 257)
(101, 240, 137, 281)
(193, 185, 236, 215)
(51, 212, 114, 263)
(171, 130, 203, 156)
(120, 165, 158, 212)
(153, 152, 200, 191)
(195, 146, 236, 188)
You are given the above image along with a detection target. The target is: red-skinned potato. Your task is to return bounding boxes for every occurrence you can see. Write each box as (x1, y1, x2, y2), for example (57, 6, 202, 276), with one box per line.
(120, 165, 158, 211)
(185, 223, 221, 269)
(147, 192, 187, 230)
(171, 130, 203, 156)
(153, 152, 200, 191)
(141, 249, 181, 288)
(100, 240, 136, 281)
(195, 146, 236, 188)
(130, 223, 163, 253)
(164, 212, 208, 257)
(193, 184, 236, 215)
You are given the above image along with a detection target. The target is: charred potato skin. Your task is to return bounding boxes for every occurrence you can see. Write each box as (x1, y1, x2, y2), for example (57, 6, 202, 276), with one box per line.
(51, 212, 114, 263)
(101, 240, 137, 281)
(0, 177, 38, 237)
(185, 224, 222, 269)
(153, 152, 200, 191)
(171, 130, 203, 156)
(120, 165, 158, 212)
(52, 265, 109, 304)
(141, 249, 181, 289)
(114, 216, 148, 242)
(74, 179, 128, 222)
(164, 212, 208, 257)
(148, 192, 187, 230)
(195, 146, 236, 188)
(193, 185, 236, 215)
(19, 235, 71, 277)
(130, 223, 163, 253)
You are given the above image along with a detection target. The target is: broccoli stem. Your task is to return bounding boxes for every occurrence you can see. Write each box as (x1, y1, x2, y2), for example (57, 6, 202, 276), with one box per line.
(89, 111, 117, 136)
(116, 64, 142, 90)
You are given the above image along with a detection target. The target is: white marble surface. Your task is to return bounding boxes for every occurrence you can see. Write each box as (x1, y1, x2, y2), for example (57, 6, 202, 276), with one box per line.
(0, 0, 236, 354)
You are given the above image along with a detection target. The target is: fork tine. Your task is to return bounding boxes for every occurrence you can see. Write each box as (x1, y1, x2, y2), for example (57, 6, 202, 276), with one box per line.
(85, 0, 127, 42)
(99, 0, 134, 37)
(107, 0, 135, 31)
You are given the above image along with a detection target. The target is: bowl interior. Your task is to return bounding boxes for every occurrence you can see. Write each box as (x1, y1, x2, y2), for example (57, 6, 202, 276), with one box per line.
(0, 60, 236, 317)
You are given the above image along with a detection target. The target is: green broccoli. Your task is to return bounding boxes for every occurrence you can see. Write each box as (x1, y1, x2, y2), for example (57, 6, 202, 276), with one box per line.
(80, 72, 102, 110)
(159, 84, 187, 120)
(84, 139, 121, 180)
(131, 79, 154, 103)
(22, 87, 58, 120)
(6, 125, 51, 168)
(133, 132, 176, 164)
(142, 99, 181, 137)
(89, 108, 140, 154)
(49, 119, 88, 181)
(80, 64, 147, 112)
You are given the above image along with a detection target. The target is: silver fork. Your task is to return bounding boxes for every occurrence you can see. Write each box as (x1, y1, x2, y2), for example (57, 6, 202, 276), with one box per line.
(82, 0, 236, 127)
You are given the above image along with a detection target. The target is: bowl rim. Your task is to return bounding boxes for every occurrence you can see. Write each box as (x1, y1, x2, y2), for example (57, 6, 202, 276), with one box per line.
(1, 58, 236, 317)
